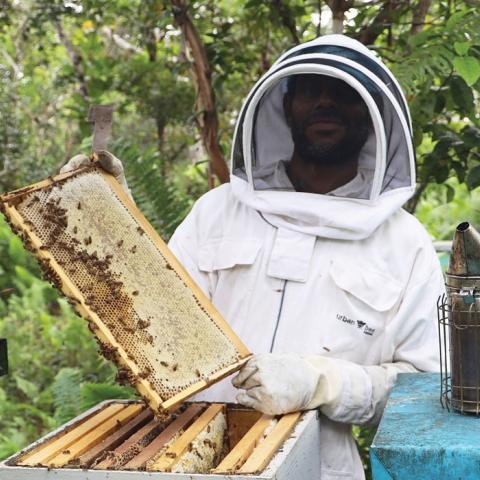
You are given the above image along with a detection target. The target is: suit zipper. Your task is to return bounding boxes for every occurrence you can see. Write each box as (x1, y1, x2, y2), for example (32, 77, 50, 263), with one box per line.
(257, 212, 287, 353)
(270, 279, 288, 352)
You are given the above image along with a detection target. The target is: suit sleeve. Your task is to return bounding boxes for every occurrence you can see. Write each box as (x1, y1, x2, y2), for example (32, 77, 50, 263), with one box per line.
(321, 245, 445, 425)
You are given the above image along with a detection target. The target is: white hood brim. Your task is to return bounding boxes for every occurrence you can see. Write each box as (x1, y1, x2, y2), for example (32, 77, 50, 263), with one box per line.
(230, 35, 415, 240)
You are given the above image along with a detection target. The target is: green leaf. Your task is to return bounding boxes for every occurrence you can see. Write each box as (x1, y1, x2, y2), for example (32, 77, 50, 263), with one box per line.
(446, 10, 470, 31)
(434, 94, 446, 114)
(408, 29, 438, 49)
(52, 368, 82, 424)
(467, 165, 480, 190)
(8, 236, 26, 267)
(445, 183, 455, 203)
(454, 42, 470, 56)
(0, 387, 7, 403)
(449, 76, 475, 113)
(462, 126, 480, 148)
(8, 402, 55, 427)
(451, 158, 468, 176)
(453, 56, 480, 86)
(80, 383, 137, 410)
(15, 376, 39, 399)
(13, 265, 36, 289)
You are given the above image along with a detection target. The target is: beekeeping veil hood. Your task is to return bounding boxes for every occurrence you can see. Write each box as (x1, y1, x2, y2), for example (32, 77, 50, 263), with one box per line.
(230, 34, 415, 241)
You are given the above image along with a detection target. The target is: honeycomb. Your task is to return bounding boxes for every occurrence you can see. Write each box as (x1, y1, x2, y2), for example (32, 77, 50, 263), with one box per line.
(144, 428, 184, 470)
(0, 167, 249, 410)
(170, 409, 227, 473)
(149, 408, 228, 473)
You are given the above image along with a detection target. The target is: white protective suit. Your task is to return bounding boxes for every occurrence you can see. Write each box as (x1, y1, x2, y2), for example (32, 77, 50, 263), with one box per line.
(168, 35, 445, 480)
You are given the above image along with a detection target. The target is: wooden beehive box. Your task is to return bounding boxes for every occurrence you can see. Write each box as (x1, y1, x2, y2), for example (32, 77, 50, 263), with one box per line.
(0, 400, 321, 479)
(0, 165, 251, 413)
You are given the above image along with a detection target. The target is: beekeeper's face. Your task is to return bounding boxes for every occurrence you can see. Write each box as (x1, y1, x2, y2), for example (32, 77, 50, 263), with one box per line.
(284, 74, 371, 166)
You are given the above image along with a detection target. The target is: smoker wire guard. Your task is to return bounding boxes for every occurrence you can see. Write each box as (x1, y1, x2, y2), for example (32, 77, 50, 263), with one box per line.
(438, 276, 480, 415)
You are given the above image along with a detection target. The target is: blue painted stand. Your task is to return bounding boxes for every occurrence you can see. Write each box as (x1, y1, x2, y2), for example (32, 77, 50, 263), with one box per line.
(371, 372, 480, 480)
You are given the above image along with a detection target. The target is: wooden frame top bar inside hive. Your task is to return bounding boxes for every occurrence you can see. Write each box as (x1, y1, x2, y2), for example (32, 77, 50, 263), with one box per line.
(8, 400, 309, 477)
(0, 165, 251, 412)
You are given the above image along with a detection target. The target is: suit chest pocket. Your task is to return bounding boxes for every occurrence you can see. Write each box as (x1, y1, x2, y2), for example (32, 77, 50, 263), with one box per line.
(197, 238, 262, 305)
(324, 259, 403, 353)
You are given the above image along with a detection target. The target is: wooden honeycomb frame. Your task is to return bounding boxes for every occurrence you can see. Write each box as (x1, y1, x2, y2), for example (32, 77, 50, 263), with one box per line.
(11, 401, 301, 475)
(0, 164, 251, 413)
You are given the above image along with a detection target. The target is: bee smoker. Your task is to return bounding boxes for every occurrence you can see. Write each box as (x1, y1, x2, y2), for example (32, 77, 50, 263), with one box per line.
(439, 222, 480, 414)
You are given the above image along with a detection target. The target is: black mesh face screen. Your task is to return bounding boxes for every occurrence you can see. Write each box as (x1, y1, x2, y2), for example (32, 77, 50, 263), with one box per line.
(231, 39, 414, 200)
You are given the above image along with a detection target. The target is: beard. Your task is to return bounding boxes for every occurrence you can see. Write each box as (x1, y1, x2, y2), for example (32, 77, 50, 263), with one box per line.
(290, 108, 370, 167)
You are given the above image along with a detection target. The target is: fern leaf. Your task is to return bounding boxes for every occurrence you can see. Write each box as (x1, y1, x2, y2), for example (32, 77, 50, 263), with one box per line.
(51, 368, 82, 425)
(112, 140, 192, 240)
(80, 383, 137, 411)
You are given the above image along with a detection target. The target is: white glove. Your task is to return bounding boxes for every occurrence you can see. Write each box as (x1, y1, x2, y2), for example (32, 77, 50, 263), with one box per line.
(60, 150, 132, 198)
(232, 353, 343, 415)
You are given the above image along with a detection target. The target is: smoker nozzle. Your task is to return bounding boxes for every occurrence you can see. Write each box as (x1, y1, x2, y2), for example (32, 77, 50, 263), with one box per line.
(448, 222, 480, 276)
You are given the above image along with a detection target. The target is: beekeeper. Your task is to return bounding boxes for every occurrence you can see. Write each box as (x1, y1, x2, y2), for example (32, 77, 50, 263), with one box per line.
(62, 34, 444, 480)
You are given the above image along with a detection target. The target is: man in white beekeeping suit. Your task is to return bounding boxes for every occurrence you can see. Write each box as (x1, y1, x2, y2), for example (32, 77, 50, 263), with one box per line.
(62, 34, 444, 479)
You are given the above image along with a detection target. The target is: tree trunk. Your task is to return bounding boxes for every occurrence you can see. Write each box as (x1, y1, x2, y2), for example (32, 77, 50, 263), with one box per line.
(411, 0, 432, 35)
(327, 0, 354, 34)
(316, 0, 322, 37)
(405, 179, 429, 214)
(54, 19, 89, 103)
(169, 0, 229, 185)
(272, 0, 300, 44)
(355, 0, 405, 45)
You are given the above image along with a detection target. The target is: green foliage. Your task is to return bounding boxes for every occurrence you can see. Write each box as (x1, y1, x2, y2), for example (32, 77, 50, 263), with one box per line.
(0, 65, 26, 192)
(80, 383, 136, 411)
(453, 56, 480, 87)
(113, 139, 193, 240)
(416, 178, 480, 241)
(1, 0, 478, 203)
(372, 6, 480, 205)
(353, 425, 377, 480)
(0, 215, 135, 460)
(52, 368, 82, 424)
(51, 368, 136, 423)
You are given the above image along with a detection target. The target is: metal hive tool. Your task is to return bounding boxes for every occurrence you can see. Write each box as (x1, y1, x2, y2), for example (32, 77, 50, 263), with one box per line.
(0, 164, 251, 413)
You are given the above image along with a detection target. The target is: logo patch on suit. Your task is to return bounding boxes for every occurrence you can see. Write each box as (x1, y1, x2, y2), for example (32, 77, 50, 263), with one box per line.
(336, 314, 375, 336)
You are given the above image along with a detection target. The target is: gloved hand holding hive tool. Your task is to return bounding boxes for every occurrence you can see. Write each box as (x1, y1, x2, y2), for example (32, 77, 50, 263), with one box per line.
(60, 34, 445, 480)
(60, 150, 132, 199)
